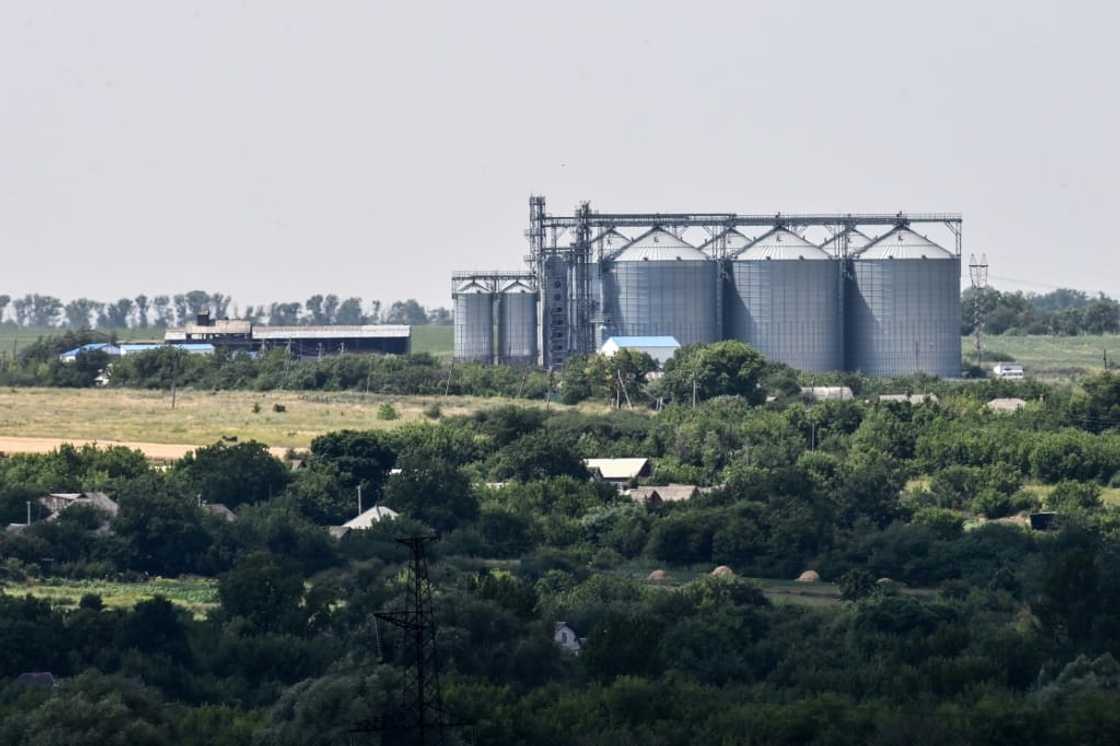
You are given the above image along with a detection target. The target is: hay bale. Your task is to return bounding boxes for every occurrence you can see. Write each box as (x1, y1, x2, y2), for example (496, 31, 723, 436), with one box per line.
(647, 569, 669, 583)
(710, 565, 735, 578)
(795, 570, 820, 583)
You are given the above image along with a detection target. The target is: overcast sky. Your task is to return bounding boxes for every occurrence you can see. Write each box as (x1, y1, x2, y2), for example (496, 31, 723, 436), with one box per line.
(2, 0, 1117, 310)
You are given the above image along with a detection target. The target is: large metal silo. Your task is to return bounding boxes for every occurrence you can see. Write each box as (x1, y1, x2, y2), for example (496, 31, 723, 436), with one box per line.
(599, 227, 718, 348)
(845, 227, 961, 377)
(725, 227, 842, 371)
(497, 279, 538, 365)
(453, 280, 494, 363)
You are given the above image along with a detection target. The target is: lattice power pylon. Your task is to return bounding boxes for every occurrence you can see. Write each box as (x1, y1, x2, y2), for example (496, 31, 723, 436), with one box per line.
(370, 535, 450, 746)
(968, 253, 990, 369)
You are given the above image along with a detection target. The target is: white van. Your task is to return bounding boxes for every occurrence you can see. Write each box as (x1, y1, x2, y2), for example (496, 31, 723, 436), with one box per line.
(992, 363, 1024, 380)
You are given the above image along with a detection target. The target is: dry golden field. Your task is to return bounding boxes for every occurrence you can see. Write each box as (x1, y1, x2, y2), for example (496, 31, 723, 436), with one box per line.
(0, 387, 606, 454)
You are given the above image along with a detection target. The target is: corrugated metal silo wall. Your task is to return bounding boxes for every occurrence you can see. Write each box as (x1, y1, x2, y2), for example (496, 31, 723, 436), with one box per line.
(600, 260, 718, 347)
(724, 259, 843, 371)
(453, 293, 494, 363)
(497, 292, 538, 365)
(845, 256, 961, 376)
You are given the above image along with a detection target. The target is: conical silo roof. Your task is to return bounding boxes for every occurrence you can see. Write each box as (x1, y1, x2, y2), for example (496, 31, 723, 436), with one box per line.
(594, 228, 631, 258)
(737, 227, 830, 260)
(858, 227, 953, 260)
(616, 227, 708, 262)
(698, 228, 753, 254)
(820, 228, 875, 254)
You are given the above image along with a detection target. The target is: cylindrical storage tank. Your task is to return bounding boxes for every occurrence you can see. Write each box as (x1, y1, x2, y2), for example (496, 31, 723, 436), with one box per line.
(453, 281, 494, 363)
(591, 230, 630, 348)
(497, 279, 538, 365)
(845, 227, 961, 377)
(726, 227, 842, 372)
(600, 227, 718, 348)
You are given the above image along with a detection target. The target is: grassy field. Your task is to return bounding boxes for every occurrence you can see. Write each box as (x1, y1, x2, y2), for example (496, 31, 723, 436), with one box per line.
(0, 387, 606, 452)
(962, 334, 1120, 379)
(411, 325, 453, 356)
(1, 577, 218, 618)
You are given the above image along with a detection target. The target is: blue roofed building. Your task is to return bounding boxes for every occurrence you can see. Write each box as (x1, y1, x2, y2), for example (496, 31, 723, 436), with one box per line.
(599, 336, 681, 366)
(58, 343, 121, 363)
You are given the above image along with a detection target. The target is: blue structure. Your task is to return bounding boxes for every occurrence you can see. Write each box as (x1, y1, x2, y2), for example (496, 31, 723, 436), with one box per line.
(58, 343, 121, 363)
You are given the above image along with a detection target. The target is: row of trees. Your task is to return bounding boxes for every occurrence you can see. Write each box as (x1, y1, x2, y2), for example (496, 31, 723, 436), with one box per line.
(0, 292, 450, 329)
(963, 286, 1120, 336)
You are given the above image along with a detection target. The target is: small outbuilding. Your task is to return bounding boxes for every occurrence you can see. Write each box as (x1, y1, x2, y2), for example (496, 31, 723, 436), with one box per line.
(203, 503, 238, 522)
(801, 386, 854, 402)
(647, 569, 670, 584)
(553, 622, 584, 655)
(796, 570, 820, 583)
(38, 492, 119, 521)
(627, 484, 700, 506)
(879, 393, 940, 405)
(711, 565, 735, 578)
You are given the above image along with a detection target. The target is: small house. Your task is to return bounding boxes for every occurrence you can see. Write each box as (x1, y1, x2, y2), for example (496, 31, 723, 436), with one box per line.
(801, 386, 854, 402)
(553, 622, 584, 655)
(599, 336, 681, 366)
(38, 492, 119, 522)
(203, 503, 238, 522)
(584, 458, 652, 487)
(627, 484, 699, 506)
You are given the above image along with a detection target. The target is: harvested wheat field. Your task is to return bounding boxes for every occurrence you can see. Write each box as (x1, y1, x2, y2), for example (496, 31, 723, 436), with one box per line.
(0, 387, 604, 453)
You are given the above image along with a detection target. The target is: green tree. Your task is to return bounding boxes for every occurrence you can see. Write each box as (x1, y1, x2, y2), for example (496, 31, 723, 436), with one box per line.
(174, 441, 290, 508)
(218, 551, 307, 634)
(660, 341, 767, 405)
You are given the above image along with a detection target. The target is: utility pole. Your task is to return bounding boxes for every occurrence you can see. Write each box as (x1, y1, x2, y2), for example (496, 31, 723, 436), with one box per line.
(170, 347, 179, 409)
(358, 484, 363, 515)
(26, 501, 31, 526)
(968, 253, 990, 371)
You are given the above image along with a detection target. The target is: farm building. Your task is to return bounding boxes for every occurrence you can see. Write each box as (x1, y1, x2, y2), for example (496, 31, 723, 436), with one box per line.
(599, 336, 681, 366)
(627, 484, 699, 506)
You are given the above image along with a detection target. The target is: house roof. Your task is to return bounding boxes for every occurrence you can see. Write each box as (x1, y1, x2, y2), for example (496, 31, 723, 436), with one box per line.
(801, 386, 854, 401)
(60, 343, 120, 359)
(203, 503, 237, 522)
(252, 325, 411, 340)
(584, 457, 651, 480)
(40, 492, 119, 519)
(341, 505, 400, 529)
(602, 336, 681, 349)
(879, 393, 940, 405)
(628, 484, 699, 504)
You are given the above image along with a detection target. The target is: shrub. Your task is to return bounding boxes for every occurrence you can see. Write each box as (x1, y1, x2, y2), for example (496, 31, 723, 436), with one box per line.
(272, 403, 286, 413)
(422, 402, 442, 420)
(376, 403, 399, 421)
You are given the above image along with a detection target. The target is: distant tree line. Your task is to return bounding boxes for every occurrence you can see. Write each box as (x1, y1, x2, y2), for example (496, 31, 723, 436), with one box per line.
(0, 291, 450, 330)
(963, 286, 1120, 336)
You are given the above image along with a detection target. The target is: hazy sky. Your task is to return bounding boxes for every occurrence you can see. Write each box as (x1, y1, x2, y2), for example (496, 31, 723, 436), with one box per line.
(2, 0, 1118, 310)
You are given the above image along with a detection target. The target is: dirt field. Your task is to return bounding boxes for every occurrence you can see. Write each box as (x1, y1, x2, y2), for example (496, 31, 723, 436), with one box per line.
(0, 387, 605, 453)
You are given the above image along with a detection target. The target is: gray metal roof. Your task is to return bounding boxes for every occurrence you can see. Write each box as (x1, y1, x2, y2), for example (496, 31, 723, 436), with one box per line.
(698, 228, 753, 253)
(737, 227, 831, 260)
(593, 229, 631, 255)
(820, 227, 875, 254)
(857, 226, 953, 260)
(252, 325, 411, 340)
(615, 227, 708, 262)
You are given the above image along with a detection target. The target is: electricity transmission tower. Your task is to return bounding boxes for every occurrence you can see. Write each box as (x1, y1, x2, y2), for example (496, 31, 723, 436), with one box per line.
(968, 253, 990, 370)
(368, 535, 450, 746)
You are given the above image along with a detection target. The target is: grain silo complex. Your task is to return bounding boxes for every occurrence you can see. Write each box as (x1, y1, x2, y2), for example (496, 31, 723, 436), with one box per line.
(451, 197, 963, 378)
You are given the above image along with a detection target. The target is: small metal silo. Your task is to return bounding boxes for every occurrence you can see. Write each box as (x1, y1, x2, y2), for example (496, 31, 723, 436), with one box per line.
(453, 280, 494, 363)
(845, 226, 961, 377)
(726, 227, 842, 371)
(497, 279, 538, 365)
(599, 227, 718, 348)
